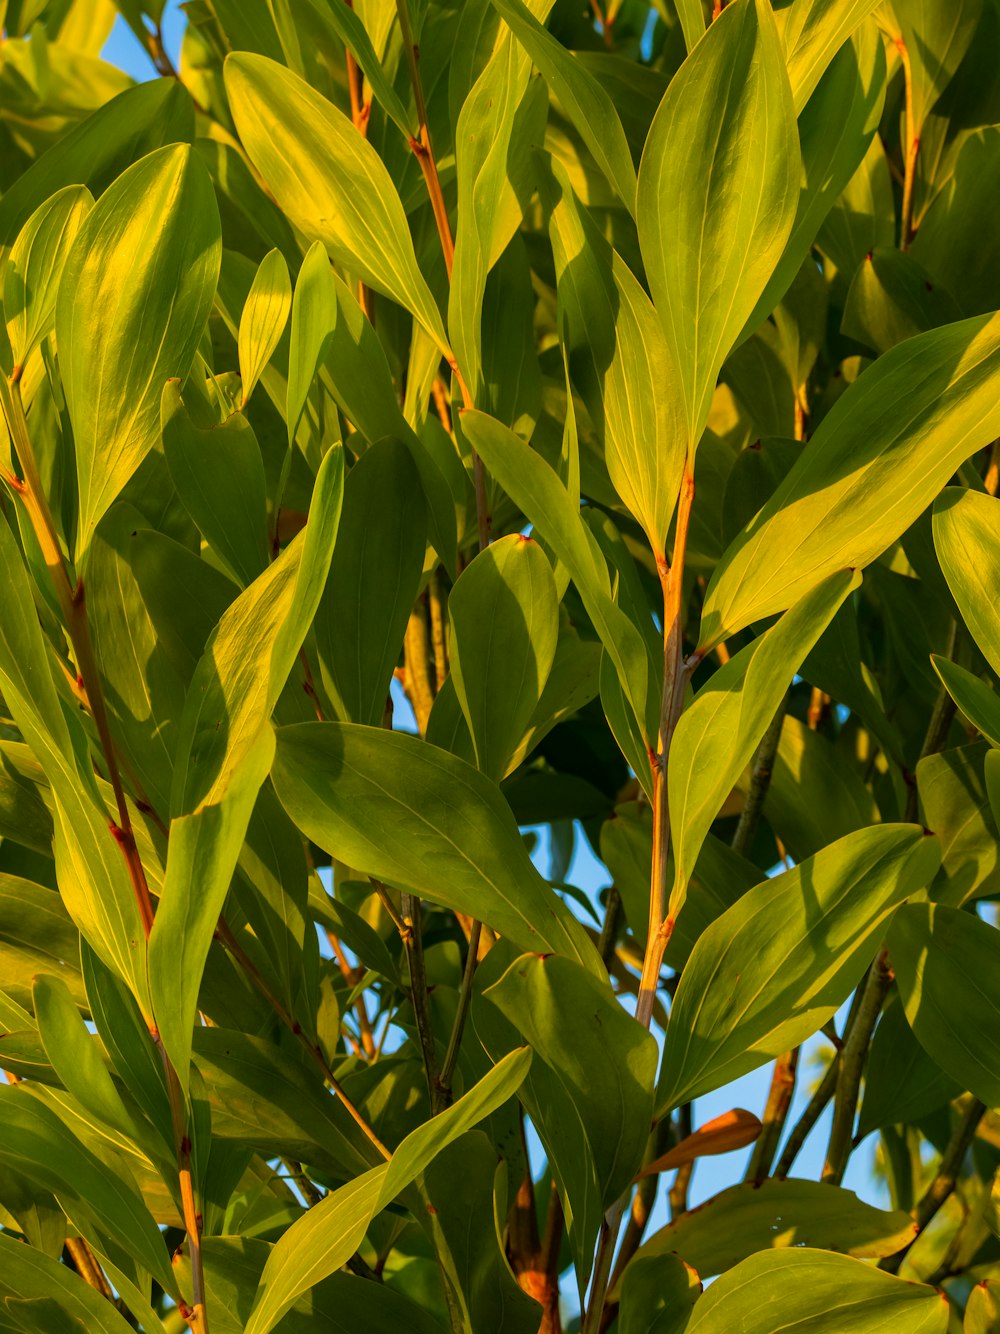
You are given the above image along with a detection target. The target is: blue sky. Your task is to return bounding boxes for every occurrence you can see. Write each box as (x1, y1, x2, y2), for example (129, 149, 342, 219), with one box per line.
(98, 0, 887, 1302)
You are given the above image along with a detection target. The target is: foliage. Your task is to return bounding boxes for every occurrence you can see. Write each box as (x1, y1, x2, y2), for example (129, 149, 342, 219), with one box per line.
(0, 0, 999, 1331)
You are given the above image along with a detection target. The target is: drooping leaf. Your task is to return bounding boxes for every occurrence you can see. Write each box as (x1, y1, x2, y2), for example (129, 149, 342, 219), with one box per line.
(636, 0, 799, 454)
(449, 534, 559, 781)
(841, 247, 962, 354)
(55, 142, 221, 555)
(701, 312, 1000, 648)
(890, 902, 1000, 1108)
(857, 990, 961, 1138)
(224, 53, 448, 352)
(931, 657, 1000, 749)
(658, 824, 940, 1112)
(618, 1254, 700, 1334)
(669, 570, 858, 916)
(271, 722, 601, 973)
(918, 742, 1000, 903)
(684, 1249, 947, 1333)
(880, 0, 981, 143)
(633, 1178, 916, 1278)
(637, 1110, 762, 1178)
(238, 248, 292, 408)
(3, 184, 92, 372)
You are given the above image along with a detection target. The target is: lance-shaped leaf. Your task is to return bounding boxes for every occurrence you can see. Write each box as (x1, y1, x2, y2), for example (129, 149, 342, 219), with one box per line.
(33, 974, 138, 1147)
(449, 534, 559, 782)
(243, 1049, 532, 1334)
(0, 519, 149, 1009)
(933, 488, 1000, 677)
(271, 722, 601, 974)
(289, 255, 456, 572)
(636, 0, 799, 454)
(782, 0, 884, 113)
(224, 53, 448, 352)
(0, 1086, 177, 1298)
(966, 1280, 1000, 1334)
(0, 79, 193, 262)
(619, 1255, 700, 1334)
(741, 23, 886, 341)
(701, 312, 1000, 648)
(491, 0, 636, 212)
(546, 162, 686, 557)
(890, 902, 1000, 1108)
(480, 953, 657, 1281)
(301, 0, 412, 135)
(4, 185, 92, 373)
(669, 570, 857, 917)
(931, 658, 1000, 750)
(314, 440, 427, 728)
(448, 29, 547, 400)
(0, 1232, 137, 1334)
(161, 382, 270, 589)
(842, 246, 962, 355)
(633, 1178, 916, 1278)
(685, 1249, 947, 1333)
(55, 143, 221, 556)
(238, 248, 291, 408)
(148, 445, 344, 1082)
(462, 409, 653, 742)
(658, 824, 939, 1113)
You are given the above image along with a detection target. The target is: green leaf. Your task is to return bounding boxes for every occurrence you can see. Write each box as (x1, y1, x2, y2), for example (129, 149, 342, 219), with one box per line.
(636, 0, 799, 453)
(668, 570, 858, 917)
(911, 128, 1000, 319)
(286, 240, 334, 450)
(546, 161, 685, 555)
(0, 874, 84, 1012)
(32, 973, 137, 1145)
(0, 1232, 135, 1334)
(918, 743, 1000, 904)
(881, 0, 981, 142)
(148, 444, 344, 1082)
(701, 312, 1000, 648)
(931, 657, 1000, 749)
(658, 824, 940, 1112)
(674, 0, 706, 53)
(3, 184, 92, 372)
(238, 248, 291, 408)
(56, 143, 221, 555)
(271, 721, 601, 972)
(449, 535, 559, 782)
(314, 440, 427, 727)
(633, 1178, 916, 1278)
(841, 247, 962, 355)
(161, 382, 270, 589)
(933, 488, 1000, 676)
(243, 1048, 532, 1334)
(890, 902, 1000, 1108)
(740, 25, 886, 345)
(192, 1236, 447, 1334)
(224, 53, 448, 352)
(0, 79, 194, 262)
(480, 953, 657, 1277)
(461, 409, 653, 741)
(192, 1028, 376, 1179)
(782, 0, 884, 113)
(966, 1279, 1000, 1334)
(448, 25, 548, 400)
(0, 1085, 176, 1297)
(685, 1249, 947, 1333)
(857, 990, 961, 1137)
(491, 0, 636, 212)
(0, 519, 149, 1008)
(619, 1254, 700, 1334)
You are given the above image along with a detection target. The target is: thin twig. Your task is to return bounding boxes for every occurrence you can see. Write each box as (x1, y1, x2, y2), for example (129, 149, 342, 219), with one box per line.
(731, 692, 787, 857)
(401, 891, 441, 1112)
(745, 1048, 800, 1182)
(436, 920, 482, 1108)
